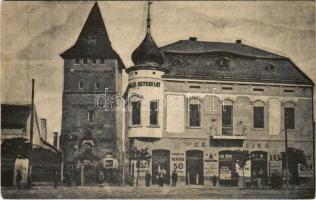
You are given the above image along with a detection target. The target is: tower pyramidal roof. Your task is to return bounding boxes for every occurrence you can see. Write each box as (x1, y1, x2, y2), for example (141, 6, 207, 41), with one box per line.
(61, 2, 124, 67)
(130, 1, 166, 71)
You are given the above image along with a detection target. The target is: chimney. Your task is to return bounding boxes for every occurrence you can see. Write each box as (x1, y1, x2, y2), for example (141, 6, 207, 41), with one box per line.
(189, 37, 197, 41)
(53, 132, 58, 149)
(236, 39, 242, 44)
(40, 118, 47, 141)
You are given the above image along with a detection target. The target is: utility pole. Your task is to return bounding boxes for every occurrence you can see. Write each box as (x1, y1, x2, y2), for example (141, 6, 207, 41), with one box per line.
(284, 109, 289, 189)
(28, 79, 35, 188)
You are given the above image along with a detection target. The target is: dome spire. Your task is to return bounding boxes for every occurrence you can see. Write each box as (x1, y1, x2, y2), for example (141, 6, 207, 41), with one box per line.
(130, 1, 166, 69)
(146, 1, 152, 33)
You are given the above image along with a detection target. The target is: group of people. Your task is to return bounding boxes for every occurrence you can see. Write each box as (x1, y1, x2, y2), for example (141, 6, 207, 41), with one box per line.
(145, 169, 178, 187)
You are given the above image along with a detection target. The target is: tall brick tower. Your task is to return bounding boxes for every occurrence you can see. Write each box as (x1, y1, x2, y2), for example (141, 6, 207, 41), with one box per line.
(60, 2, 125, 185)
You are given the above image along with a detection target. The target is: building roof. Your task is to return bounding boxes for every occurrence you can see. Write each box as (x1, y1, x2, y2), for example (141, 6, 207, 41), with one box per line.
(60, 2, 125, 68)
(131, 32, 164, 67)
(1, 104, 31, 129)
(160, 38, 314, 85)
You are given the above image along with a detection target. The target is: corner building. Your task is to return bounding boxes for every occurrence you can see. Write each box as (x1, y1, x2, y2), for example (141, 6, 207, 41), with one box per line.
(125, 6, 314, 187)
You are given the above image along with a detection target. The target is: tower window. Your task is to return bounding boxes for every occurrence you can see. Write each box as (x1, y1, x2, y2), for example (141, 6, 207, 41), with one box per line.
(79, 82, 83, 89)
(150, 101, 159, 125)
(74, 58, 80, 64)
(131, 101, 141, 125)
(95, 82, 100, 89)
(88, 111, 95, 122)
(188, 98, 201, 127)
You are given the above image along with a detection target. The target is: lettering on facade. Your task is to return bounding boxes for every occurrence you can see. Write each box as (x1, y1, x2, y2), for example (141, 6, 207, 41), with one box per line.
(128, 81, 160, 89)
(269, 153, 282, 176)
(171, 152, 185, 176)
(204, 153, 218, 176)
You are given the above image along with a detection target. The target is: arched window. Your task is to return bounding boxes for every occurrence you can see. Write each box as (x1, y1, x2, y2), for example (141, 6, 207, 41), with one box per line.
(284, 102, 295, 130)
(188, 98, 201, 127)
(88, 111, 95, 122)
(253, 101, 265, 129)
(222, 100, 233, 135)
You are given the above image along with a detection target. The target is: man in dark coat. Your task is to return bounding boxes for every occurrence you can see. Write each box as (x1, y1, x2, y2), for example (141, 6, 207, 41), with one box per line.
(171, 170, 178, 187)
(16, 169, 22, 189)
(145, 170, 151, 187)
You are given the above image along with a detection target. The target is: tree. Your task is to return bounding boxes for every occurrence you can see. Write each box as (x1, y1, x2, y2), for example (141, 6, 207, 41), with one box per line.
(234, 150, 251, 188)
(129, 146, 151, 187)
(281, 147, 306, 185)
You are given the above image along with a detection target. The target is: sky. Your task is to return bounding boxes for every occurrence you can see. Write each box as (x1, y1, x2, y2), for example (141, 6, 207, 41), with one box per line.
(1, 1, 315, 144)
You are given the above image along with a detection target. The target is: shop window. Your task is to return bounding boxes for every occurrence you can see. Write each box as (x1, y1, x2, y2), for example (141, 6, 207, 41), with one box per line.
(222, 100, 233, 135)
(284, 104, 295, 130)
(79, 82, 83, 89)
(88, 111, 95, 122)
(253, 102, 264, 128)
(188, 98, 201, 127)
(131, 101, 141, 125)
(150, 101, 158, 125)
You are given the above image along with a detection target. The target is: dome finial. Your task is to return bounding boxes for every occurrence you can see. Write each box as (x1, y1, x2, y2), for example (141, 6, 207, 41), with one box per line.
(146, 1, 152, 33)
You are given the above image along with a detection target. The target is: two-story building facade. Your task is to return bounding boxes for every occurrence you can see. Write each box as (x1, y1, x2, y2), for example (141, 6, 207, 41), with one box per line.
(125, 4, 314, 188)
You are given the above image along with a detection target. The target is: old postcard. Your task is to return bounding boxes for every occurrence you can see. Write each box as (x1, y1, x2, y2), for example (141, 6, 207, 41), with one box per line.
(1, 1, 315, 199)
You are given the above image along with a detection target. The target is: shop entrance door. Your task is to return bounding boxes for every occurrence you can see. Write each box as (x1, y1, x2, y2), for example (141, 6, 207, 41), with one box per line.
(186, 150, 204, 185)
(152, 149, 170, 185)
(251, 151, 268, 182)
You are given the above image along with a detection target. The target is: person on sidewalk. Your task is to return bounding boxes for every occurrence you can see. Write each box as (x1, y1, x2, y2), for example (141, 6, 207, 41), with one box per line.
(54, 169, 59, 188)
(171, 170, 178, 187)
(16, 169, 22, 189)
(145, 170, 151, 187)
(212, 175, 217, 187)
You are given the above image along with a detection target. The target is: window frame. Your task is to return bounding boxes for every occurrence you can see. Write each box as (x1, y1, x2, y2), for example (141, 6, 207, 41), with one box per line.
(131, 101, 141, 126)
(149, 100, 159, 126)
(221, 100, 233, 135)
(188, 97, 201, 128)
(284, 104, 295, 130)
(88, 110, 95, 122)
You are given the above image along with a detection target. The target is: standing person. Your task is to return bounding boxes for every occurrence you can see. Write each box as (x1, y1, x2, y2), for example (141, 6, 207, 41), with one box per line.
(16, 169, 22, 189)
(54, 169, 58, 188)
(171, 170, 178, 187)
(212, 175, 217, 187)
(145, 170, 151, 187)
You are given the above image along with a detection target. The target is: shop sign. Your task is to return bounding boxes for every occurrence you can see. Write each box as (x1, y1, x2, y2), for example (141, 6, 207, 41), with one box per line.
(204, 153, 218, 176)
(298, 164, 313, 177)
(219, 166, 231, 180)
(132, 160, 149, 176)
(171, 152, 185, 176)
(236, 160, 251, 177)
(269, 153, 282, 176)
(128, 81, 160, 89)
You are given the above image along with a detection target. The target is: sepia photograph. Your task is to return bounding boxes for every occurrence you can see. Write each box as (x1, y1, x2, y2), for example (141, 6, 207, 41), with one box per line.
(1, 0, 315, 199)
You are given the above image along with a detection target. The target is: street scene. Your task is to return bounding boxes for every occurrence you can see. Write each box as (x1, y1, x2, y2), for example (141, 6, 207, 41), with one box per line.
(1, 1, 315, 199)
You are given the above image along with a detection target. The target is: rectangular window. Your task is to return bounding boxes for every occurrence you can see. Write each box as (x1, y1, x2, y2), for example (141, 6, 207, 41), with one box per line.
(83, 58, 88, 64)
(74, 58, 80, 64)
(92, 58, 97, 64)
(131, 102, 141, 125)
(253, 107, 264, 128)
(222, 87, 233, 90)
(284, 107, 295, 129)
(150, 101, 159, 125)
(189, 85, 201, 89)
(88, 111, 95, 122)
(253, 88, 264, 92)
(189, 103, 200, 127)
(222, 105, 233, 135)
(79, 82, 83, 89)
